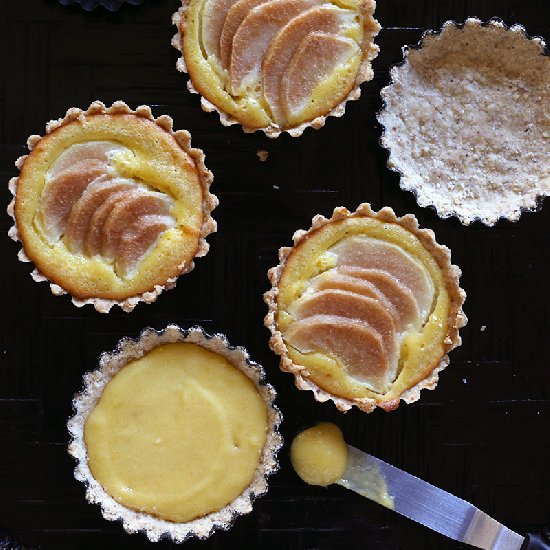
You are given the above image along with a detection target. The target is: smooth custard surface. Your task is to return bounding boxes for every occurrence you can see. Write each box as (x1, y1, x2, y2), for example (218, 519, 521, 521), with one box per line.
(276, 217, 450, 402)
(15, 114, 205, 300)
(84, 343, 268, 523)
(290, 422, 348, 486)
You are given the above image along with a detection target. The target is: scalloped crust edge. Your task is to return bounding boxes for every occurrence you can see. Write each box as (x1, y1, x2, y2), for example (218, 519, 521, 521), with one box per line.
(6, 100, 218, 313)
(377, 17, 550, 226)
(171, 0, 381, 138)
(264, 203, 467, 413)
(67, 324, 283, 543)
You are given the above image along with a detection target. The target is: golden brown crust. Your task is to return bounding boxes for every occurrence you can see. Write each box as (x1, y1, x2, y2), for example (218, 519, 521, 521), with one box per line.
(7, 100, 218, 313)
(264, 203, 467, 413)
(67, 324, 282, 542)
(171, 0, 380, 138)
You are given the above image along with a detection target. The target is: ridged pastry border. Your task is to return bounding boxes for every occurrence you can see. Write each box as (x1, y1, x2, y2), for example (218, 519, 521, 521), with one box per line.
(377, 17, 550, 226)
(67, 324, 283, 543)
(7, 100, 218, 313)
(264, 203, 467, 413)
(171, 0, 381, 138)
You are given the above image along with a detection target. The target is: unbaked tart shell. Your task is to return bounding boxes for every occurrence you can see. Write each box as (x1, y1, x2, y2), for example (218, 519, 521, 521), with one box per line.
(264, 203, 467, 413)
(377, 18, 550, 225)
(7, 101, 218, 312)
(67, 324, 282, 543)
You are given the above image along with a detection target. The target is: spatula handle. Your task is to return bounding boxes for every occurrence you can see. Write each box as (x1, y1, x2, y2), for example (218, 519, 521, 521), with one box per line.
(521, 531, 550, 550)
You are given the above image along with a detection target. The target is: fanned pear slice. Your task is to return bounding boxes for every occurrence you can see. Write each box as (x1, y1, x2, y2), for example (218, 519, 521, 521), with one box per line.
(289, 289, 397, 363)
(39, 159, 108, 243)
(337, 267, 422, 329)
(281, 32, 360, 124)
(262, 5, 356, 124)
(310, 270, 397, 318)
(100, 190, 173, 260)
(65, 178, 135, 253)
(229, 0, 322, 95)
(84, 188, 138, 257)
(331, 236, 434, 322)
(47, 141, 126, 178)
(116, 215, 175, 277)
(200, 0, 238, 62)
(284, 314, 391, 393)
(219, 0, 271, 69)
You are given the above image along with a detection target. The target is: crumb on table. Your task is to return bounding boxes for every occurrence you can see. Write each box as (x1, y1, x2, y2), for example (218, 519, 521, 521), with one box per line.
(257, 150, 269, 162)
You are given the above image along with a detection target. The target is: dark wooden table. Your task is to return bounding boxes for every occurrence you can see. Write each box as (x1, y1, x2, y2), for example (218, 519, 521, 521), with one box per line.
(1, 0, 549, 548)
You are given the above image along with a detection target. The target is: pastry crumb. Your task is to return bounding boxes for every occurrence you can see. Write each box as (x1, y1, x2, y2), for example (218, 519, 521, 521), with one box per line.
(480, 325, 486, 332)
(257, 150, 269, 162)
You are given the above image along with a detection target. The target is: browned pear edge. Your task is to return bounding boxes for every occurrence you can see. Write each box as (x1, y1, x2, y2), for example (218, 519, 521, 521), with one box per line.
(7, 100, 218, 313)
(67, 324, 283, 543)
(264, 203, 467, 413)
(171, 0, 381, 138)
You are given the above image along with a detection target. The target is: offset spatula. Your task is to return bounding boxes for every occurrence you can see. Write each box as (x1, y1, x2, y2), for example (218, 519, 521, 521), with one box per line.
(338, 446, 549, 550)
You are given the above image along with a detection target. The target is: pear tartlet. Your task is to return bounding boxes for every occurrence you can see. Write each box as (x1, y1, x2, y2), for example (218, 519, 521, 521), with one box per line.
(378, 18, 550, 225)
(172, 0, 380, 137)
(7, 101, 217, 312)
(265, 204, 466, 413)
(68, 325, 282, 542)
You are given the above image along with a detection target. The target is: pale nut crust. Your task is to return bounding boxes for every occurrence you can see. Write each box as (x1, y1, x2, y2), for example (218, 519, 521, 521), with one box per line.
(378, 18, 550, 225)
(7, 100, 218, 313)
(171, 0, 380, 138)
(264, 203, 467, 413)
(67, 324, 283, 543)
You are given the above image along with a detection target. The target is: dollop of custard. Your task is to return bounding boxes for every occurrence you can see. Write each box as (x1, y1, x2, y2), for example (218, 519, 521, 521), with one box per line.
(290, 422, 348, 486)
(84, 343, 268, 523)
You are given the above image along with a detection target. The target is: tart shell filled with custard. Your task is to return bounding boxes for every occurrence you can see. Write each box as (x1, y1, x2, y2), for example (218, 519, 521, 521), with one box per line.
(7, 101, 217, 312)
(68, 325, 282, 542)
(172, 0, 380, 136)
(265, 204, 467, 412)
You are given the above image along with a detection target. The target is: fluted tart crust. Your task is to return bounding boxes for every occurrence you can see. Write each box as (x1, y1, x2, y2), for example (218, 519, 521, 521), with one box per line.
(7, 101, 217, 312)
(265, 204, 467, 413)
(172, 0, 380, 137)
(68, 325, 282, 542)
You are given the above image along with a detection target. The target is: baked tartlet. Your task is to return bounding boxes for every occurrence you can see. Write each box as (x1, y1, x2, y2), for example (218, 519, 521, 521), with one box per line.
(68, 325, 282, 542)
(378, 18, 550, 225)
(172, 0, 380, 137)
(7, 101, 217, 312)
(265, 204, 466, 413)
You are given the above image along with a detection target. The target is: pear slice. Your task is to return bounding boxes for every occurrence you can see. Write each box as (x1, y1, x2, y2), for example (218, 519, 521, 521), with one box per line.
(284, 314, 391, 393)
(281, 32, 359, 122)
(229, 0, 322, 95)
(201, 0, 238, 61)
(289, 289, 397, 362)
(39, 159, 107, 243)
(47, 141, 125, 178)
(262, 5, 355, 124)
(84, 188, 139, 257)
(310, 270, 397, 319)
(219, 0, 271, 69)
(337, 267, 422, 329)
(331, 236, 435, 322)
(100, 190, 173, 260)
(116, 214, 174, 277)
(65, 178, 135, 253)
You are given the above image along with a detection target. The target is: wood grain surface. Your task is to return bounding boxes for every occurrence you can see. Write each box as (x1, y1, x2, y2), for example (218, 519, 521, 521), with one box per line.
(0, 0, 549, 548)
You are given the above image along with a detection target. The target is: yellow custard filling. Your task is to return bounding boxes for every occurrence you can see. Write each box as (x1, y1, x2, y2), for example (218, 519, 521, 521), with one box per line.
(290, 422, 348, 486)
(276, 217, 450, 403)
(15, 113, 205, 300)
(84, 343, 268, 523)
